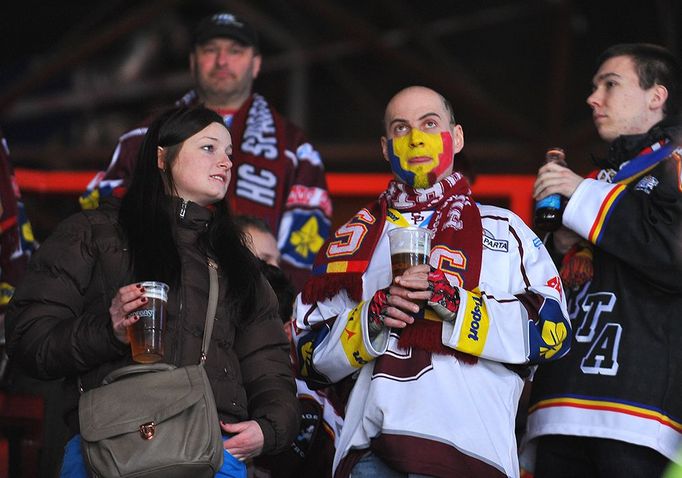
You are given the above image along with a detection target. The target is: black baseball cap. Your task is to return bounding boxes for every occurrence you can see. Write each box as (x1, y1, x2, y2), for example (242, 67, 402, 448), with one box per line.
(192, 12, 259, 50)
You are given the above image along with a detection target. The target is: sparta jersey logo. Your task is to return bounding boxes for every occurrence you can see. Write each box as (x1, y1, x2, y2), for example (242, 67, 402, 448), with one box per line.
(482, 229, 508, 252)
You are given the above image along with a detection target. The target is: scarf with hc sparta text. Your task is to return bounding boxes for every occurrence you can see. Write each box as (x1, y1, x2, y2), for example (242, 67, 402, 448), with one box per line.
(303, 172, 482, 362)
(226, 94, 290, 235)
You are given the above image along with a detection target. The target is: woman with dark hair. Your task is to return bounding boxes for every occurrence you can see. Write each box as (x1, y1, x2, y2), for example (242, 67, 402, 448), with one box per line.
(5, 106, 299, 478)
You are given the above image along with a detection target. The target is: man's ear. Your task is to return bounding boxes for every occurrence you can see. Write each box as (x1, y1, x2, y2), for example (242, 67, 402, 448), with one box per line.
(452, 125, 464, 154)
(251, 54, 262, 79)
(157, 147, 166, 171)
(649, 84, 669, 111)
(381, 136, 389, 163)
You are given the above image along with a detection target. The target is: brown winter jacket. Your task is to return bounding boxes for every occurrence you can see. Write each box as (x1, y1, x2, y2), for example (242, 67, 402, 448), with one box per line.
(5, 198, 299, 454)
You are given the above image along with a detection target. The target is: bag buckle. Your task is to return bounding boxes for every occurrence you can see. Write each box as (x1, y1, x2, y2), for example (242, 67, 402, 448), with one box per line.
(139, 422, 156, 440)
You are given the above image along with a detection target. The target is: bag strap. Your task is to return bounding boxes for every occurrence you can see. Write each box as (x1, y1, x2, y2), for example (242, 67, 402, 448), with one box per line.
(102, 363, 175, 384)
(200, 258, 219, 365)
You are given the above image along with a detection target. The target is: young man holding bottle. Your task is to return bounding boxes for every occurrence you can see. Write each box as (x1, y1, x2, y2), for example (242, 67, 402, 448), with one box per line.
(527, 43, 682, 477)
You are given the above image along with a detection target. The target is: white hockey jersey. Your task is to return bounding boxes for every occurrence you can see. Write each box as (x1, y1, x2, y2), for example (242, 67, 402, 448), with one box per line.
(293, 205, 570, 478)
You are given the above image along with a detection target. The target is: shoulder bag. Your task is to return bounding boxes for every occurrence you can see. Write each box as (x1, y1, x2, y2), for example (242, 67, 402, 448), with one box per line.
(78, 259, 224, 477)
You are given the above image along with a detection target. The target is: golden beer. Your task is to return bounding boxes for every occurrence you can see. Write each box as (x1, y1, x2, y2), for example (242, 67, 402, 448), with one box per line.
(391, 251, 429, 278)
(127, 297, 167, 363)
(387, 226, 432, 279)
(126, 281, 169, 363)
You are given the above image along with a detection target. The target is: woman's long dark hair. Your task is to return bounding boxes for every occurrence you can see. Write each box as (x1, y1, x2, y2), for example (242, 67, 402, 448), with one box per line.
(119, 105, 259, 319)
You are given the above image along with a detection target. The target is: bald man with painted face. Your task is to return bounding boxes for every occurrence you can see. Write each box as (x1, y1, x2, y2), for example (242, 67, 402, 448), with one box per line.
(380, 86, 464, 189)
(292, 86, 571, 478)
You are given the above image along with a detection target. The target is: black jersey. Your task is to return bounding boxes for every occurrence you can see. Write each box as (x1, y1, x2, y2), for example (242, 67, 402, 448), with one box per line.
(527, 138, 682, 460)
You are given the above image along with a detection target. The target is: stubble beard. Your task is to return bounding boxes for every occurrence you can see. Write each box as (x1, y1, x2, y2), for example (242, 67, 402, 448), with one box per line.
(195, 70, 253, 110)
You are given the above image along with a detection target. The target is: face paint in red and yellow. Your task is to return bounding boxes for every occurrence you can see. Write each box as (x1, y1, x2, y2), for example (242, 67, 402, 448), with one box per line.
(386, 129, 454, 188)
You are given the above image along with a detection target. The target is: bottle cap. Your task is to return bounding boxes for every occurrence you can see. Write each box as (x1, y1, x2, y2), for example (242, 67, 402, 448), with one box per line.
(545, 147, 565, 163)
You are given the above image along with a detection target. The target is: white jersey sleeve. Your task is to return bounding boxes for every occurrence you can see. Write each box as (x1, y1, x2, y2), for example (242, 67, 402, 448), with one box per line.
(441, 207, 570, 364)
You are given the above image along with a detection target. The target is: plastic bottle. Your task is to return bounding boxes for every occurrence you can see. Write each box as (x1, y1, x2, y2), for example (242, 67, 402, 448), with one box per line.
(534, 147, 566, 232)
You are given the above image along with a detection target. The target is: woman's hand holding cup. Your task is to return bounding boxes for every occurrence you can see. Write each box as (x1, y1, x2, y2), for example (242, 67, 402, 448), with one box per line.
(110, 281, 169, 363)
(110, 283, 148, 343)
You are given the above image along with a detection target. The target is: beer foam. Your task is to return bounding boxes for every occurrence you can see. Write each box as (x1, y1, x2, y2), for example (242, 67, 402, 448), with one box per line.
(140, 281, 169, 302)
(143, 291, 167, 301)
(388, 227, 432, 259)
(390, 245, 430, 254)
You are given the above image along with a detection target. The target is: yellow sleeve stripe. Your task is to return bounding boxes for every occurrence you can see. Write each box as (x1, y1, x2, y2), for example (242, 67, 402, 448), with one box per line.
(341, 302, 373, 368)
(456, 292, 489, 356)
(588, 183, 626, 244)
(386, 208, 412, 227)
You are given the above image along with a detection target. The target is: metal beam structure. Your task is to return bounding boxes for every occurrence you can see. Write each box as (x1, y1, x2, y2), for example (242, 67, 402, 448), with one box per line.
(1, 0, 678, 179)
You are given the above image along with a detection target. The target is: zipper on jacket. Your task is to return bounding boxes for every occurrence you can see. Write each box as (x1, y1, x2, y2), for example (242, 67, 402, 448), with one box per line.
(172, 200, 186, 365)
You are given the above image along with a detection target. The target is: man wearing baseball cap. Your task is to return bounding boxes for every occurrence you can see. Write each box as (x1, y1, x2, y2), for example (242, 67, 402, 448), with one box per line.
(81, 12, 332, 291)
(192, 12, 259, 48)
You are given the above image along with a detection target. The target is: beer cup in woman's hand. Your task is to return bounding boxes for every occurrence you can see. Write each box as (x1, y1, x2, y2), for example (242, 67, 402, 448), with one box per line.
(126, 281, 169, 363)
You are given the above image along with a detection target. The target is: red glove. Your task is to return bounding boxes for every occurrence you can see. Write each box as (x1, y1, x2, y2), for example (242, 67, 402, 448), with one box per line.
(427, 269, 460, 322)
(367, 288, 390, 334)
(560, 240, 593, 289)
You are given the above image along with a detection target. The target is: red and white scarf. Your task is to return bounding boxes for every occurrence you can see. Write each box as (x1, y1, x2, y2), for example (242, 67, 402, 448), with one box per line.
(304, 173, 482, 360)
(227, 94, 290, 235)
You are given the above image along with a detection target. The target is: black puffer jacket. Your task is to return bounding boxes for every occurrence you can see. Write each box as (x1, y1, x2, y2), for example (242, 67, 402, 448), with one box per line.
(5, 198, 299, 454)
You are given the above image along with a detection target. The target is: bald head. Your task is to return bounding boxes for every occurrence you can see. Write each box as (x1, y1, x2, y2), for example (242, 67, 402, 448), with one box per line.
(383, 86, 456, 135)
